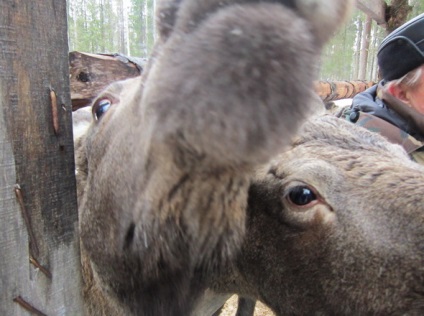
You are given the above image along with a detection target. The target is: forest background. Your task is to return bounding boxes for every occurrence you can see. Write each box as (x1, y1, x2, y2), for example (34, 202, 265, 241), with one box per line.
(67, 0, 424, 82)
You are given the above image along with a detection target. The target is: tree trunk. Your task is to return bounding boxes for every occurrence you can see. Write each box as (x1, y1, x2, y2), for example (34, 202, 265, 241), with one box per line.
(118, 0, 126, 54)
(358, 15, 372, 80)
(100, 0, 106, 51)
(0, 1, 83, 314)
(368, 25, 380, 81)
(354, 16, 363, 80)
(386, 0, 412, 32)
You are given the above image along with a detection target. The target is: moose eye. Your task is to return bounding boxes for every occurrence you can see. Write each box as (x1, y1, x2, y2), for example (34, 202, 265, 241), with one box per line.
(287, 186, 317, 206)
(93, 99, 111, 121)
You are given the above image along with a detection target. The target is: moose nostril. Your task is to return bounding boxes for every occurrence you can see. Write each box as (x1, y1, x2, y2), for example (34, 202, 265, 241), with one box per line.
(124, 223, 136, 249)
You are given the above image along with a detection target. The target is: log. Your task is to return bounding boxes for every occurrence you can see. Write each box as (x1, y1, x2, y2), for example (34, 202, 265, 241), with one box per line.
(69, 52, 375, 110)
(0, 1, 83, 314)
(69, 52, 145, 110)
(315, 80, 375, 102)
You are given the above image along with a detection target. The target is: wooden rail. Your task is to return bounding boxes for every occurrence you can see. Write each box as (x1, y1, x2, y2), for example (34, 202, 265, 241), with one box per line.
(315, 80, 375, 102)
(69, 52, 375, 111)
(69, 52, 146, 110)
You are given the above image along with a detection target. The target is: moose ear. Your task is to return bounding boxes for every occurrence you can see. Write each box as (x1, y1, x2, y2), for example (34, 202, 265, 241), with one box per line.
(281, 180, 336, 229)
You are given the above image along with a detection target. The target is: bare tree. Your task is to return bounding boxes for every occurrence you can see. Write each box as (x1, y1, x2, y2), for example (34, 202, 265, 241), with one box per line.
(353, 16, 363, 80)
(358, 15, 372, 80)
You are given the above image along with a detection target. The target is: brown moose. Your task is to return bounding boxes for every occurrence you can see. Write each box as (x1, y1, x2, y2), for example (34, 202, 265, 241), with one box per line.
(72, 0, 424, 315)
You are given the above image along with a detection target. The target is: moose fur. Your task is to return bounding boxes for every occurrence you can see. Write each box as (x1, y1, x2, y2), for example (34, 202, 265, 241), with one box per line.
(72, 0, 424, 314)
(211, 115, 424, 314)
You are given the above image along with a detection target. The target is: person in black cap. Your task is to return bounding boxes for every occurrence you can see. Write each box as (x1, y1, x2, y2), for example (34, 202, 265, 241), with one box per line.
(345, 13, 424, 164)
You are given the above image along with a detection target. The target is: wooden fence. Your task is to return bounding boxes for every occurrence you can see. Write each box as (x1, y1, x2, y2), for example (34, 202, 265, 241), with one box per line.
(0, 1, 83, 314)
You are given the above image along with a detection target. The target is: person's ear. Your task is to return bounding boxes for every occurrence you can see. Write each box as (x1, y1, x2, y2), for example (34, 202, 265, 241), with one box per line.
(386, 84, 411, 105)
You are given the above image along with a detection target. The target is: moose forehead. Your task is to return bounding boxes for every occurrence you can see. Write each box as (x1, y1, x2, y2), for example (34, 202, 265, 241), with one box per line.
(271, 116, 421, 176)
(248, 119, 424, 275)
(264, 116, 424, 226)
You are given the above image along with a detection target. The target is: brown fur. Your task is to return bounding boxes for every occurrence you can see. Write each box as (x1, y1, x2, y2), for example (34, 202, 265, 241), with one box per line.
(73, 0, 366, 315)
(75, 97, 424, 315)
(211, 116, 424, 314)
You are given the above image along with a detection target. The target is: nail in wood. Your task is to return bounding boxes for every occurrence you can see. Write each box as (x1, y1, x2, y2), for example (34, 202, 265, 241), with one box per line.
(14, 184, 40, 257)
(13, 296, 47, 316)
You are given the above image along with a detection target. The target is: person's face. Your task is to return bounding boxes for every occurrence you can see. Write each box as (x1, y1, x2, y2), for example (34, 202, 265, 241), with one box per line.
(388, 67, 424, 115)
(405, 70, 424, 114)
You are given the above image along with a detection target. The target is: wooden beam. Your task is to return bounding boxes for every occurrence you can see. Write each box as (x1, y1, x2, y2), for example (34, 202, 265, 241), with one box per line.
(69, 52, 375, 109)
(70, 52, 145, 110)
(356, 0, 387, 28)
(0, 1, 83, 314)
(315, 80, 375, 102)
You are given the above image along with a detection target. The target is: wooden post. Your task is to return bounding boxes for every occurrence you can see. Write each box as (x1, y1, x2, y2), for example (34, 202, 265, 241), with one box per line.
(356, 0, 387, 29)
(69, 52, 144, 110)
(0, 1, 83, 315)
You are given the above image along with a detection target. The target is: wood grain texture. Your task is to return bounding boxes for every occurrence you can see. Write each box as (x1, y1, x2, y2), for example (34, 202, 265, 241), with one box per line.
(69, 52, 144, 110)
(0, 0, 83, 314)
(315, 80, 375, 102)
(356, 0, 387, 27)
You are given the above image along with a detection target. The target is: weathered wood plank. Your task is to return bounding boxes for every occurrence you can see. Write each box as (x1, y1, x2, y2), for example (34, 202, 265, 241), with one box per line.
(356, 0, 387, 27)
(0, 1, 83, 315)
(69, 52, 145, 110)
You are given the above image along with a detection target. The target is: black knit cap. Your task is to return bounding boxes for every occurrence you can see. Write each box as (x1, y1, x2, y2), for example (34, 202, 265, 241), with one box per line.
(377, 13, 424, 81)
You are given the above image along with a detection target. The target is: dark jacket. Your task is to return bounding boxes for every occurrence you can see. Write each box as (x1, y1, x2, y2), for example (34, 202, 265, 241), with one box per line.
(348, 82, 424, 164)
(351, 83, 424, 141)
